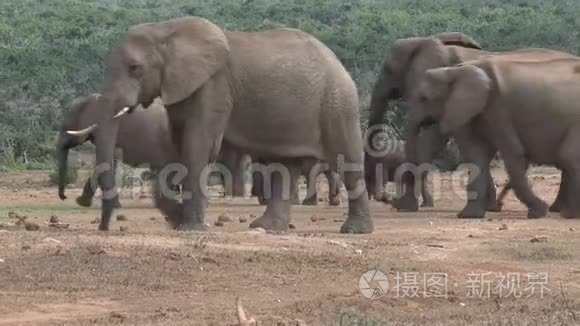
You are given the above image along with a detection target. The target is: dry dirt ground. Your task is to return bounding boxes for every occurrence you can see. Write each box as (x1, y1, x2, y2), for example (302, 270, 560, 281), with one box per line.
(0, 167, 579, 325)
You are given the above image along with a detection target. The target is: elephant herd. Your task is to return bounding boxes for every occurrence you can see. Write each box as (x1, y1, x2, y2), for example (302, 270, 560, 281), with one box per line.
(57, 16, 579, 234)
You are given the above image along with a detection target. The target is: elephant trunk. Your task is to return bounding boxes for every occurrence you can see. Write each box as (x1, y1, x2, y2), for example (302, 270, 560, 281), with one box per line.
(367, 71, 396, 128)
(56, 135, 71, 200)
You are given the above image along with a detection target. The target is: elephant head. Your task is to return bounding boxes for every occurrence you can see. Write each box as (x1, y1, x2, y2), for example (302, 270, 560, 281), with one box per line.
(411, 63, 492, 134)
(364, 33, 481, 205)
(56, 94, 101, 200)
(366, 32, 481, 130)
(65, 17, 231, 230)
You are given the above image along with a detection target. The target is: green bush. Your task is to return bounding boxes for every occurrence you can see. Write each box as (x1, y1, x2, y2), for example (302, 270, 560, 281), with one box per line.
(1, 0, 579, 168)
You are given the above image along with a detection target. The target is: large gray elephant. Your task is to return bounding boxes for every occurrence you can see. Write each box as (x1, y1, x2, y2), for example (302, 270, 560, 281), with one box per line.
(366, 32, 573, 218)
(57, 94, 251, 208)
(412, 56, 580, 218)
(65, 17, 372, 233)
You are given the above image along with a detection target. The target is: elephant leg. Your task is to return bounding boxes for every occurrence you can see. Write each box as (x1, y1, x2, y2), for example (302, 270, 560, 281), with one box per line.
(249, 162, 297, 231)
(557, 132, 580, 219)
(495, 182, 511, 210)
(76, 177, 95, 207)
(291, 172, 301, 205)
(326, 170, 341, 206)
(454, 129, 494, 219)
(152, 174, 183, 229)
(549, 170, 566, 212)
(500, 151, 547, 219)
(420, 172, 434, 207)
(251, 170, 267, 205)
(484, 169, 500, 212)
(302, 165, 319, 206)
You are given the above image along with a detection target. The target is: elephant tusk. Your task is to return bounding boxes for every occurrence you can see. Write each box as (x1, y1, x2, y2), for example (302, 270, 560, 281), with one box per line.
(113, 106, 131, 119)
(66, 124, 98, 136)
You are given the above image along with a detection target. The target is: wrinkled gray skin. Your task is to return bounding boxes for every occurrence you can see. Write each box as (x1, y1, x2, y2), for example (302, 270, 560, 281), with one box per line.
(366, 32, 569, 218)
(252, 158, 341, 206)
(56, 95, 251, 209)
(413, 56, 580, 218)
(66, 17, 372, 233)
(364, 138, 433, 206)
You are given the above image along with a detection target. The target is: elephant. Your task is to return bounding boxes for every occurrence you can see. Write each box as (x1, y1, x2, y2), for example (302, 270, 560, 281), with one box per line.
(65, 17, 372, 233)
(57, 94, 251, 209)
(251, 158, 341, 206)
(365, 32, 573, 218)
(411, 55, 580, 219)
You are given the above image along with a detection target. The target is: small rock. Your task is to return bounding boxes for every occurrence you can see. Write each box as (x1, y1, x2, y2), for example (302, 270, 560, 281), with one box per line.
(530, 235, 548, 243)
(149, 217, 156, 221)
(467, 234, 474, 238)
(48, 223, 70, 229)
(486, 218, 494, 222)
(0, 258, 4, 263)
(428, 221, 434, 226)
(87, 245, 106, 255)
(90, 218, 100, 224)
(49, 216, 60, 223)
(24, 222, 40, 231)
(119, 226, 128, 232)
(354, 249, 363, 255)
(570, 227, 576, 232)
(498, 224, 509, 231)
(116, 215, 128, 221)
(310, 216, 326, 223)
(250, 227, 266, 233)
(214, 221, 224, 227)
(42, 238, 62, 245)
(217, 214, 233, 223)
(275, 299, 281, 303)
(288, 223, 296, 229)
(21, 245, 31, 251)
(109, 312, 127, 320)
(239, 217, 248, 223)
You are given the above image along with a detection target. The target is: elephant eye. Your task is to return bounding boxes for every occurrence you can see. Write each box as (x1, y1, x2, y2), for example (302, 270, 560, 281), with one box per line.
(128, 64, 142, 75)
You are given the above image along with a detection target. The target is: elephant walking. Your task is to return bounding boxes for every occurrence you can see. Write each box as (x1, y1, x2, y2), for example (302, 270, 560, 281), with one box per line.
(58, 95, 250, 208)
(65, 17, 372, 233)
(366, 32, 574, 218)
(412, 56, 580, 218)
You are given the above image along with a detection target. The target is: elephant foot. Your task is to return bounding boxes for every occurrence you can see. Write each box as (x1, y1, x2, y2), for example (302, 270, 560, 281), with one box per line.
(176, 222, 209, 231)
(340, 216, 374, 234)
(486, 202, 503, 213)
(457, 204, 486, 219)
(98, 222, 109, 231)
(329, 196, 341, 207)
(420, 199, 434, 208)
(301, 197, 318, 206)
(249, 214, 289, 231)
(76, 196, 93, 208)
(392, 193, 419, 212)
(527, 201, 548, 219)
(549, 201, 562, 213)
(560, 207, 580, 219)
(257, 196, 267, 206)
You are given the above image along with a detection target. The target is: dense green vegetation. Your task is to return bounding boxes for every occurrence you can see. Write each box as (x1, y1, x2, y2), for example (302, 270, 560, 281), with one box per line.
(1, 0, 579, 170)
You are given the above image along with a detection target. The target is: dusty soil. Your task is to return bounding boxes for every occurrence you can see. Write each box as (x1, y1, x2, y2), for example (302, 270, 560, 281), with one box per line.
(0, 167, 579, 325)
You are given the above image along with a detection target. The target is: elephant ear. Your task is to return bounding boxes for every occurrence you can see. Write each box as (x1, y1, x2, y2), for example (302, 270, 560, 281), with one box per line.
(159, 17, 230, 106)
(431, 32, 482, 49)
(426, 64, 492, 133)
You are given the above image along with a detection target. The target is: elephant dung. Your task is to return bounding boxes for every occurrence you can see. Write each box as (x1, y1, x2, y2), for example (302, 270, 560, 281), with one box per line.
(530, 235, 548, 243)
(217, 214, 233, 223)
(24, 222, 40, 231)
(116, 214, 128, 221)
